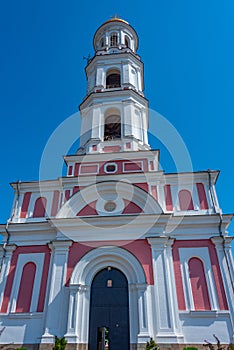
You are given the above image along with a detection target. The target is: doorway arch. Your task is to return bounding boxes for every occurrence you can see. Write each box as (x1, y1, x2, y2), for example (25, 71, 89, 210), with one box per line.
(89, 267, 129, 350)
(65, 246, 150, 346)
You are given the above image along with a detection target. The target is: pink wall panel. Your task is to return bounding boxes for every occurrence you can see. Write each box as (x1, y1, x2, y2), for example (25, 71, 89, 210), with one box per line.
(16, 262, 36, 313)
(173, 240, 228, 311)
(20, 192, 32, 218)
(76, 201, 98, 216)
(68, 165, 73, 176)
(164, 184, 173, 211)
(66, 239, 154, 286)
(178, 189, 194, 210)
(123, 200, 142, 214)
(33, 197, 47, 217)
(151, 186, 158, 201)
(0, 246, 51, 313)
(196, 183, 209, 209)
(188, 257, 211, 310)
(51, 190, 60, 217)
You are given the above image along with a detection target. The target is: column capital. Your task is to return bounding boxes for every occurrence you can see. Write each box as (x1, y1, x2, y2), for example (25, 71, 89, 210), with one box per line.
(0, 244, 17, 255)
(69, 284, 90, 293)
(211, 236, 234, 250)
(147, 236, 174, 251)
(49, 240, 73, 252)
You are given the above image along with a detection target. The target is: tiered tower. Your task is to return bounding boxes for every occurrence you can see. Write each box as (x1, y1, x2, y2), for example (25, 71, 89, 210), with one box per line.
(0, 17, 233, 350)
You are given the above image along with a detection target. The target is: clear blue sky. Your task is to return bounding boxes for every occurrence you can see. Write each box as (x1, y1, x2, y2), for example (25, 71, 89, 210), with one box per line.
(0, 1, 233, 244)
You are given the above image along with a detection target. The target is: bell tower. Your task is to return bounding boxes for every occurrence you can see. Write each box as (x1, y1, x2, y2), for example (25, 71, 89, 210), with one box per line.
(79, 17, 150, 154)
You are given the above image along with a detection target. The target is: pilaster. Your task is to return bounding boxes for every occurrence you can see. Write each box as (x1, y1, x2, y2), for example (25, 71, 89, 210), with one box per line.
(147, 237, 184, 343)
(41, 240, 72, 342)
(0, 244, 17, 310)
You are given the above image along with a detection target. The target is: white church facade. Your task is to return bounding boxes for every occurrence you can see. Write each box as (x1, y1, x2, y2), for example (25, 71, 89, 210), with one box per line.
(0, 17, 234, 350)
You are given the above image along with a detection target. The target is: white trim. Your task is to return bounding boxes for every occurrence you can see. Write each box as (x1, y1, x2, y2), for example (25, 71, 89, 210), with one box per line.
(104, 162, 118, 174)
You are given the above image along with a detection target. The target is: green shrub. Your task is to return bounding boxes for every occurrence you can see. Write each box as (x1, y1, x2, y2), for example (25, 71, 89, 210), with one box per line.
(53, 336, 67, 350)
(183, 347, 198, 350)
(146, 338, 159, 350)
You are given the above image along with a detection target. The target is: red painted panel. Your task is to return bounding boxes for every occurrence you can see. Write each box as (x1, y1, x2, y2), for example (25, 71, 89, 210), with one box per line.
(64, 190, 70, 202)
(68, 165, 73, 176)
(178, 189, 194, 210)
(37, 247, 51, 312)
(16, 262, 36, 313)
(150, 161, 154, 171)
(123, 200, 142, 214)
(134, 183, 149, 193)
(80, 164, 99, 174)
(151, 186, 158, 201)
(172, 240, 228, 310)
(126, 142, 131, 149)
(103, 145, 121, 153)
(20, 192, 32, 218)
(73, 186, 80, 195)
(196, 183, 209, 210)
(51, 190, 60, 217)
(124, 161, 143, 172)
(172, 245, 186, 310)
(76, 201, 97, 216)
(33, 197, 47, 218)
(189, 258, 211, 310)
(66, 239, 154, 285)
(164, 185, 173, 211)
(74, 163, 79, 176)
(92, 145, 97, 151)
(0, 245, 51, 313)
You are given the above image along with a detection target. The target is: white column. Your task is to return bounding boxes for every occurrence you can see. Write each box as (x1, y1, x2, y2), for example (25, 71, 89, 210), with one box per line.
(0, 244, 17, 311)
(65, 284, 90, 344)
(147, 237, 183, 343)
(41, 240, 72, 342)
(136, 283, 150, 343)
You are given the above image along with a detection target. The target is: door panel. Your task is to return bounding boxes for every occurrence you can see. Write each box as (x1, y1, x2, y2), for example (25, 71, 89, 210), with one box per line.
(88, 268, 129, 350)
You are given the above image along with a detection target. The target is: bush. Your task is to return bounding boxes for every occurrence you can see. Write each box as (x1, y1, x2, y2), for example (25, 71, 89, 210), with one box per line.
(146, 338, 159, 350)
(53, 336, 67, 350)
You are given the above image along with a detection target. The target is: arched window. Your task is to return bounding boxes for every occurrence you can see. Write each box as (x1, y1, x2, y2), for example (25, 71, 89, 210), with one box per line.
(106, 69, 121, 89)
(33, 197, 47, 217)
(16, 262, 36, 312)
(188, 258, 211, 310)
(110, 33, 118, 47)
(100, 37, 104, 48)
(178, 189, 194, 210)
(104, 114, 121, 141)
(125, 36, 130, 48)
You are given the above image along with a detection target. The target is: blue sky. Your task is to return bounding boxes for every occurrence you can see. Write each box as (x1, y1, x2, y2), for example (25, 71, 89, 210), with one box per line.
(0, 1, 233, 244)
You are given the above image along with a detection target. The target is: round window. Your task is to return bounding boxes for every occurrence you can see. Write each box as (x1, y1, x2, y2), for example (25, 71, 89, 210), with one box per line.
(104, 163, 117, 173)
(104, 201, 116, 212)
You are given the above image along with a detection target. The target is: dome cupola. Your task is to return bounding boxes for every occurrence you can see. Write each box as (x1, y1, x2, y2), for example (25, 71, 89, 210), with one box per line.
(93, 17, 139, 54)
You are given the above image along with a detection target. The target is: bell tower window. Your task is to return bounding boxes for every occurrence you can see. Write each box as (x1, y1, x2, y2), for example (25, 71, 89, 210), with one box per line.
(106, 69, 121, 89)
(125, 36, 130, 48)
(110, 33, 118, 47)
(100, 38, 104, 48)
(104, 113, 121, 141)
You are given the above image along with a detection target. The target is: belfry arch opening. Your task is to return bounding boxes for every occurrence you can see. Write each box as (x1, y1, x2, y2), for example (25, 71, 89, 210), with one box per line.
(106, 69, 121, 89)
(110, 32, 118, 47)
(104, 109, 121, 141)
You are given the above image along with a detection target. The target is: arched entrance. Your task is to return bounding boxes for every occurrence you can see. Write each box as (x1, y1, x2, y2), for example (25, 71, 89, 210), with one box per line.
(88, 267, 129, 350)
(65, 246, 150, 346)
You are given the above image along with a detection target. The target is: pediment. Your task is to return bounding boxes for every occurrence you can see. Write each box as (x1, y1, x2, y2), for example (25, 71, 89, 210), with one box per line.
(56, 181, 163, 218)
